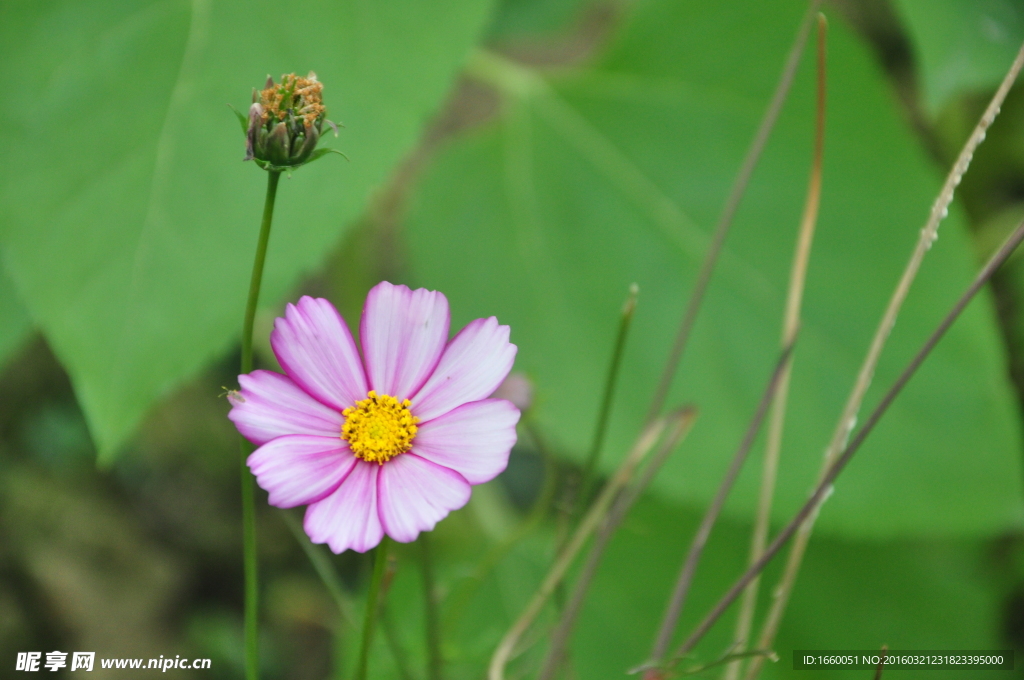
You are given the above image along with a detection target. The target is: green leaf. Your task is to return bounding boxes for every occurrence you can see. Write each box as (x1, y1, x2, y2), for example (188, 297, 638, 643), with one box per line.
(895, 0, 1024, 114)
(405, 0, 1024, 536)
(0, 251, 33, 370)
(227, 103, 248, 135)
(572, 498, 1010, 679)
(0, 0, 494, 461)
(304, 147, 350, 165)
(487, 0, 592, 41)
(376, 493, 1010, 679)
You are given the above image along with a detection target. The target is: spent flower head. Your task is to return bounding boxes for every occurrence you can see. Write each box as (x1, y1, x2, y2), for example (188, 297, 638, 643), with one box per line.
(242, 72, 341, 172)
(228, 282, 520, 553)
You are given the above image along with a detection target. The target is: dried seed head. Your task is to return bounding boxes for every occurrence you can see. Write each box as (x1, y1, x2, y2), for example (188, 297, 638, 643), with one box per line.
(242, 72, 340, 171)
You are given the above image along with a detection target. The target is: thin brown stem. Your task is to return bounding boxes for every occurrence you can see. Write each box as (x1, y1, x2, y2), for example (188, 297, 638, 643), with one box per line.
(873, 646, 889, 680)
(442, 422, 557, 632)
(489, 411, 693, 680)
(646, 340, 796, 669)
(727, 14, 827, 680)
(537, 407, 698, 680)
(668, 217, 1024, 667)
(645, 0, 821, 422)
(742, 38, 1024, 680)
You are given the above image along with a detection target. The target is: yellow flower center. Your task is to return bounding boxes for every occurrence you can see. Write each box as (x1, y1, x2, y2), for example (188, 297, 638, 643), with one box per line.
(341, 391, 419, 464)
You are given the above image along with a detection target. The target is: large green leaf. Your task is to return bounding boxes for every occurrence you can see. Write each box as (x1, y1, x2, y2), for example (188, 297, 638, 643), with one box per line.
(487, 0, 591, 40)
(405, 0, 1024, 536)
(574, 498, 1010, 680)
(895, 0, 1024, 114)
(0, 252, 33, 369)
(372, 492, 1010, 679)
(0, 0, 494, 461)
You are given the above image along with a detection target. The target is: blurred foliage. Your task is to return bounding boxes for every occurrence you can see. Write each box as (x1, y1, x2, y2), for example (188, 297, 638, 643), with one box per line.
(348, 493, 1014, 680)
(487, 0, 592, 40)
(0, 252, 31, 368)
(406, 0, 1023, 537)
(0, 0, 493, 461)
(895, 0, 1024, 113)
(4, 0, 1024, 679)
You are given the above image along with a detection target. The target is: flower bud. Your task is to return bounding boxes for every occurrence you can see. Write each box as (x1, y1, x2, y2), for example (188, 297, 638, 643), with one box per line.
(242, 72, 340, 172)
(266, 122, 292, 166)
(244, 103, 264, 161)
(491, 372, 533, 411)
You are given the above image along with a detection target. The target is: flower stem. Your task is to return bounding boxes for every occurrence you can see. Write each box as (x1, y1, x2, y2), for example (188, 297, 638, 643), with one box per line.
(441, 423, 557, 632)
(577, 284, 638, 510)
(489, 412, 687, 680)
(242, 171, 281, 374)
(727, 16, 826, 680)
(669, 215, 1024, 667)
(382, 600, 416, 680)
(644, 0, 821, 424)
(420, 533, 443, 680)
(281, 510, 357, 626)
(646, 341, 795, 671)
(356, 536, 391, 680)
(538, 407, 696, 680)
(240, 169, 281, 680)
(741, 36, 1024, 680)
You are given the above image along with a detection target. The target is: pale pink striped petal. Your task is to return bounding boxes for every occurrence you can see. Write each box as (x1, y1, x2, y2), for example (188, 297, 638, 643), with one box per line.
(247, 435, 356, 508)
(360, 282, 449, 400)
(411, 317, 517, 422)
(228, 370, 343, 446)
(378, 454, 471, 542)
(271, 296, 368, 411)
(412, 400, 520, 484)
(304, 460, 383, 553)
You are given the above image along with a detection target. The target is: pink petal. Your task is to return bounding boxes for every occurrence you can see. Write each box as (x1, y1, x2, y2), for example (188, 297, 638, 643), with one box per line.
(247, 435, 356, 508)
(360, 282, 449, 401)
(229, 370, 343, 446)
(412, 400, 520, 484)
(304, 460, 383, 553)
(271, 296, 368, 412)
(411, 317, 517, 422)
(377, 454, 471, 543)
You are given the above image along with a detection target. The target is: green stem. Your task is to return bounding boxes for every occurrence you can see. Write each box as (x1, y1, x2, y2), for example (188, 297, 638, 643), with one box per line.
(355, 537, 391, 680)
(240, 169, 281, 680)
(242, 171, 281, 373)
(382, 601, 415, 680)
(420, 533, 443, 680)
(280, 510, 357, 626)
(442, 423, 557, 632)
(577, 284, 638, 509)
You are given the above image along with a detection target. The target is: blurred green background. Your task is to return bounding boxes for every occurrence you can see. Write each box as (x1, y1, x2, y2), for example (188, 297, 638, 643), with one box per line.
(4, 0, 1024, 677)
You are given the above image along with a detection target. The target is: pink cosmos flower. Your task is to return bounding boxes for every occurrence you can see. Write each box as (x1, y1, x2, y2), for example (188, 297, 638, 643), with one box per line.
(228, 282, 520, 553)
